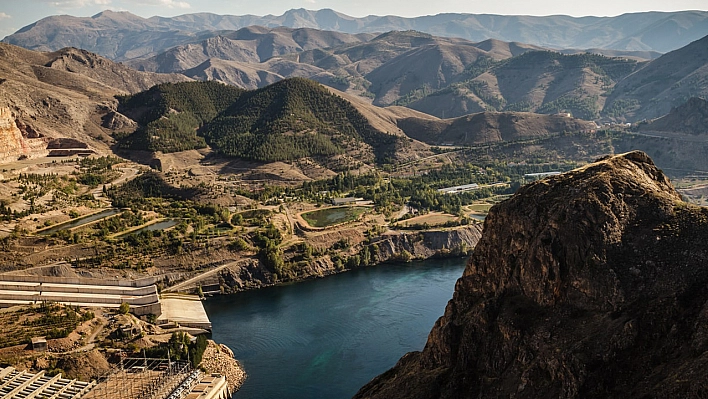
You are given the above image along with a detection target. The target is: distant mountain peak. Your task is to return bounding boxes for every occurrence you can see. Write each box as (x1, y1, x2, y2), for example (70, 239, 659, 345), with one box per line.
(6, 9, 708, 56)
(91, 10, 136, 18)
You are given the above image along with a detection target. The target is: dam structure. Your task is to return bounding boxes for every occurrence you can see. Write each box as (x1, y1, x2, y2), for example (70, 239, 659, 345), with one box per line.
(0, 275, 161, 315)
(0, 274, 212, 330)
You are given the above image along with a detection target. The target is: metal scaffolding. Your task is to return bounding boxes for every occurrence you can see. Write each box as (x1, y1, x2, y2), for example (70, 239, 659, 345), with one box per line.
(82, 358, 197, 399)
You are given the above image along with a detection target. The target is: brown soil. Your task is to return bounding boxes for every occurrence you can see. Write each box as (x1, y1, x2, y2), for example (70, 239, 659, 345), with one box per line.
(396, 212, 457, 227)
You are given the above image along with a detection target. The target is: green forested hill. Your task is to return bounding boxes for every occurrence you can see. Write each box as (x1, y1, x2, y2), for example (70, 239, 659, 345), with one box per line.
(118, 78, 402, 164)
(117, 80, 245, 153)
(202, 77, 397, 162)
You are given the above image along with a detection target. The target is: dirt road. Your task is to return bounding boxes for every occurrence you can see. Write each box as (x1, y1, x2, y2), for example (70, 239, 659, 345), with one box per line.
(163, 258, 255, 293)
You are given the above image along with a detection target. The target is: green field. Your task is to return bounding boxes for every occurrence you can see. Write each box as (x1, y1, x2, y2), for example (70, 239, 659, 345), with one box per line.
(301, 206, 368, 228)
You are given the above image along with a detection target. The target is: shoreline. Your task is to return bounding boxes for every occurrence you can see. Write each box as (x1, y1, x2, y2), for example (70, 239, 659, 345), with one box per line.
(200, 340, 247, 394)
(175, 224, 483, 296)
(199, 254, 474, 395)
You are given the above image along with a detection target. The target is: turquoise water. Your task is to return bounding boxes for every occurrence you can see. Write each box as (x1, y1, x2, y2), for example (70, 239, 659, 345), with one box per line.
(204, 258, 466, 399)
(119, 219, 179, 236)
(301, 206, 367, 227)
(38, 209, 120, 235)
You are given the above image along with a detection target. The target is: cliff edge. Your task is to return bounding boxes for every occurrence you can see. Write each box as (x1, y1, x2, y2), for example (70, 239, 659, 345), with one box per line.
(355, 151, 708, 399)
(0, 107, 48, 163)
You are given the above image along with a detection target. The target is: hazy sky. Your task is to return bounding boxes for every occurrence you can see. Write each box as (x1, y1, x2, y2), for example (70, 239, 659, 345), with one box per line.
(1, 0, 707, 39)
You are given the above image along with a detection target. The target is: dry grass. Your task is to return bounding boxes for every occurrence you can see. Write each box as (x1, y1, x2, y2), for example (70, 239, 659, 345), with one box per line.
(397, 213, 458, 227)
(467, 203, 494, 212)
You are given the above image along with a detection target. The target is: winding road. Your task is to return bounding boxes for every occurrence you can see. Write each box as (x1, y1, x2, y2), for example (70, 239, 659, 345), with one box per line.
(91, 167, 140, 200)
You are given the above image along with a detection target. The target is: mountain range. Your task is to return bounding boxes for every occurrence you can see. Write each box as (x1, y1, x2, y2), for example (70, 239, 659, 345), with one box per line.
(0, 41, 603, 174)
(6, 10, 708, 122)
(2, 8, 708, 171)
(5, 9, 708, 57)
(126, 30, 708, 122)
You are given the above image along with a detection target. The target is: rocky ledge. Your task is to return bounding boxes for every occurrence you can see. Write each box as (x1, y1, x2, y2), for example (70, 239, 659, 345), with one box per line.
(355, 151, 708, 399)
(199, 340, 247, 393)
(179, 224, 483, 294)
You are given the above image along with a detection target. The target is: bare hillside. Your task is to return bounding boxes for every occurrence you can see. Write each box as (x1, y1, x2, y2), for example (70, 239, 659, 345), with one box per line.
(604, 35, 708, 121)
(0, 43, 189, 161)
(399, 111, 597, 145)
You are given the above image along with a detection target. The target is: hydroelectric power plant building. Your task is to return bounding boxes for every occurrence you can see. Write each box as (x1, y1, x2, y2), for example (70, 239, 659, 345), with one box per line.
(0, 274, 222, 398)
(0, 275, 161, 316)
(0, 274, 211, 330)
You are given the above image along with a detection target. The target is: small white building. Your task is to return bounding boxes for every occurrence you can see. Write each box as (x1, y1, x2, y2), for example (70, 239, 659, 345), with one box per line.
(437, 184, 479, 194)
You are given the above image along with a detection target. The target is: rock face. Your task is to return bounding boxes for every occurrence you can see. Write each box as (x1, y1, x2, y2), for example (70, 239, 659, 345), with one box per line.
(0, 107, 48, 163)
(374, 228, 482, 260)
(173, 225, 483, 294)
(355, 151, 708, 399)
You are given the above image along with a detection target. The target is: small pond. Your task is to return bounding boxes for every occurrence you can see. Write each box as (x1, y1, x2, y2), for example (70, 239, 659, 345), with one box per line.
(120, 219, 179, 236)
(38, 209, 121, 235)
(301, 206, 368, 228)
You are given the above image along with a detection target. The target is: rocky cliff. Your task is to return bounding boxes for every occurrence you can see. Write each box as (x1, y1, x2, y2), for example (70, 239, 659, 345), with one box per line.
(373, 228, 482, 260)
(169, 225, 483, 294)
(0, 43, 189, 163)
(355, 151, 708, 399)
(0, 107, 48, 163)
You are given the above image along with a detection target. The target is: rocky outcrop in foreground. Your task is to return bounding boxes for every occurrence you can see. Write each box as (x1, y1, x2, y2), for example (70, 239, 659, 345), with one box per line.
(355, 151, 708, 399)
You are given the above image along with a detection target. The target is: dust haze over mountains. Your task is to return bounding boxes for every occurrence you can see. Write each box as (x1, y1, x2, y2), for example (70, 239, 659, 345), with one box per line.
(5, 8, 708, 55)
(5, 9, 708, 123)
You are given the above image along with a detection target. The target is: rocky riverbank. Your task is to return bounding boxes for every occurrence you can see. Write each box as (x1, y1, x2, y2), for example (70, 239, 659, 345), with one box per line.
(200, 340, 247, 393)
(213, 224, 484, 294)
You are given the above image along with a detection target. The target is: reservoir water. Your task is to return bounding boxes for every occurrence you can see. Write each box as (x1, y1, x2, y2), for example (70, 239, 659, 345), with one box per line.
(38, 208, 121, 235)
(204, 258, 466, 399)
